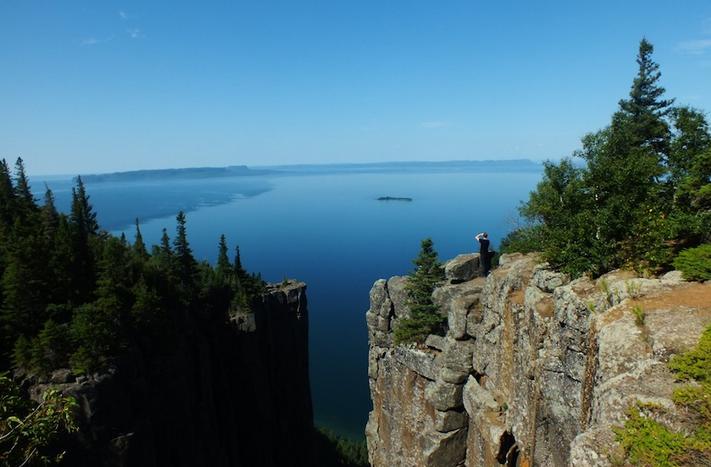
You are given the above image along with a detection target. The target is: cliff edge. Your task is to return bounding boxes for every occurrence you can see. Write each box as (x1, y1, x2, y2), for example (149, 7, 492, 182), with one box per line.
(30, 280, 313, 467)
(366, 253, 711, 466)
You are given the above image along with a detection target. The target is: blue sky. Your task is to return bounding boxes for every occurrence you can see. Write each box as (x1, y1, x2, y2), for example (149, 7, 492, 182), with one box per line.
(2, 1, 711, 175)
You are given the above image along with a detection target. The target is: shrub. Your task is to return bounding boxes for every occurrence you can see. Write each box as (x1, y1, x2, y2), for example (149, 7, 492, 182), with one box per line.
(0, 374, 78, 465)
(673, 244, 711, 281)
(614, 325, 711, 466)
(499, 225, 544, 255)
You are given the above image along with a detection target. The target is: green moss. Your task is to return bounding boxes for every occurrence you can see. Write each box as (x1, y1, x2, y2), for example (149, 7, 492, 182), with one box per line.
(673, 244, 711, 281)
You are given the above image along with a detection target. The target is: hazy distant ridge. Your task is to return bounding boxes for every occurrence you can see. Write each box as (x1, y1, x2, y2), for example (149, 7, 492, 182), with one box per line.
(81, 165, 272, 183)
(80, 159, 542, 183)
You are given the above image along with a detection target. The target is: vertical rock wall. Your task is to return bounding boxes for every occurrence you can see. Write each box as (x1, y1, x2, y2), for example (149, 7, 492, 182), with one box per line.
(366, 253, 711, 466)
(33, 281, 313, 467)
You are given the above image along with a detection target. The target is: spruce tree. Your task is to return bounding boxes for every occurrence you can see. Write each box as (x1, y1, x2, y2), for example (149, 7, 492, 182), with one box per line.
(41, 186, 59, 239)
(70, 176, 98, 236)
(0, 159, 15, 226)
(13, 157, 36, 214)
(69, 177, 98, 303)
(393, 238, 445, 344)
(132, 219, 148, 260)
(173, 211, 197, 291)
(216, 234, 232, 281)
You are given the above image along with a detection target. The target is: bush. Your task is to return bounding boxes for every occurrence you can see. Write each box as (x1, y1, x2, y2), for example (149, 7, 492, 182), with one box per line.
(0, 374, 78, 465)
(499, 225, 544, 255)
(614, 325, 711, 466)
(673, 244, 711, 281)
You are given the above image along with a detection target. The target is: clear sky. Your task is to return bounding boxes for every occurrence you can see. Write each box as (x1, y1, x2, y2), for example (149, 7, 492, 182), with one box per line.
(2, 1, 711, 175)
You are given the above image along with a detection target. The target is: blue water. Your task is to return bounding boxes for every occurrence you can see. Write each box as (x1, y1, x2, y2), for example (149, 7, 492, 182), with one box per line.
(41, 169, 541, 439)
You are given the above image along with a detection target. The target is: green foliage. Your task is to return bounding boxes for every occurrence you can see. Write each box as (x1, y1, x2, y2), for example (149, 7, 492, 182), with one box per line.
(613, 405, 686, 467)
(505, 40, 711, 278)
(312, 428, 369, 467)
(0, 161, 267, 379)
(673, 244, 711, 282)
(631, 305, 646, 326)
(0, 374, 78, 466)
(615, 325, 711, 465)
(499, 225, 544, 255)
(668, 326, 711, 382)
(393, 238, 445, 344)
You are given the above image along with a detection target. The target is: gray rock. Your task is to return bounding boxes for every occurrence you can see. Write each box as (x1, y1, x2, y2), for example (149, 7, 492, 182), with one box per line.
(462, 376, 498, 413)
(444, 254, 480, 283)
(440, 367, 469, 384)
(434, 410, 468, 432)
(50, 369, 74, 384)
(441, 338, 475, 374)
(425, 381, 464, 411)
(423, 428, 467, 466)
(393, 346, 438, 381)
(532, 264, 570, 292)
(425, 334, 446, 351)
(387, 276, 410, 319)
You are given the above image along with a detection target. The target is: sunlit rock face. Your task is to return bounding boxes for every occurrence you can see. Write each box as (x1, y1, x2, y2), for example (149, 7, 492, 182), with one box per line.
(366, 253, 711, 467)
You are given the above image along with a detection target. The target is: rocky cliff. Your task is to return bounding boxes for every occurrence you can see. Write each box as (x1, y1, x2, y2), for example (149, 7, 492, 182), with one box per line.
(31, 280, 313, 467)
(366, 253, 711, 466)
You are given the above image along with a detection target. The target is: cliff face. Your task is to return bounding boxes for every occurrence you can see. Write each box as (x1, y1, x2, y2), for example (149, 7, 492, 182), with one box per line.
(366, 253, 711, 466)
(31, 281, 313, 467)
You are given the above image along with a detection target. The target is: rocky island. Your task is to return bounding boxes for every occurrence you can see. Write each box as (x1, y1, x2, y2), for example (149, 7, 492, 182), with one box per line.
(377, 196, 413, 202)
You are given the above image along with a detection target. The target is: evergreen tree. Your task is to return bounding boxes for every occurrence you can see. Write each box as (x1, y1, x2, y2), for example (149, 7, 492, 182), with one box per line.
(173, 211, 197, 289)
(132, 218, 148, 260)
(41, 185, 59, 239)
(216, 234, 232, 281)
(393, 238, 445, 344)
(68, 177, 98, 303)
(70, 176, 98, 236)
(0, 159, 15, 226)
(13, 157, 36, 214)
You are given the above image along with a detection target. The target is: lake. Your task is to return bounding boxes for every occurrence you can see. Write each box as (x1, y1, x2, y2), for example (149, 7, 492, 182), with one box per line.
(39, 167, 542, 439)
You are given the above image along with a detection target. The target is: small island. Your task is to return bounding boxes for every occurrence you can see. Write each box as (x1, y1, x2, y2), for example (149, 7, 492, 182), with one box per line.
(377, 196, 413, 202)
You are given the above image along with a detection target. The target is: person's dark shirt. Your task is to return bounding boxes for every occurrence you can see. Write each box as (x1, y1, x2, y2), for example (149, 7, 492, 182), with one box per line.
(478, 238, 490, 255)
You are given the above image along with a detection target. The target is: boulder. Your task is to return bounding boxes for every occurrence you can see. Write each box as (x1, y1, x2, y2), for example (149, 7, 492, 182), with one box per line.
(425, 381, 464, 411)
(393, 346, 438, 381)
(445, 254, 480, 283)
(434, 410, 468, 433)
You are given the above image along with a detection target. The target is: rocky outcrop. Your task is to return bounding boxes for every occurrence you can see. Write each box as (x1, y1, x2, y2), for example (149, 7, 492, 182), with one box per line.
(366, 253, 711, 466)
(31, 281, 313, 467)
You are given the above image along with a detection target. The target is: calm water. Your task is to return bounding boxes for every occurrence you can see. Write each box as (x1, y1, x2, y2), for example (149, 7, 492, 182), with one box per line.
(41, 169, 541, 439)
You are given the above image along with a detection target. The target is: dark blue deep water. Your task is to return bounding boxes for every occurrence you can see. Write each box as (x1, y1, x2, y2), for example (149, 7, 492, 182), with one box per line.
(39, 168, 542, 439)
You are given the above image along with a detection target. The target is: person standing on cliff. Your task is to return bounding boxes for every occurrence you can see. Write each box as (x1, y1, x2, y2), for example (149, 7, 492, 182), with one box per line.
(475, 232, 491, 276)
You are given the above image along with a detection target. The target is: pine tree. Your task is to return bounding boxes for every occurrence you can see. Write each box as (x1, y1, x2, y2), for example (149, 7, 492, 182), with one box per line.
(132, 219, 148, 260)
(216, 234, 232, 281)
(70, 176, 99, 236)
(41, 186, 59, 239)
(13, 157, 36, 214)
(0, 159, 15, 226)
(69, 176, 98, 303)
(393, 238, 445, 344)
(173, 211, 197, 291)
